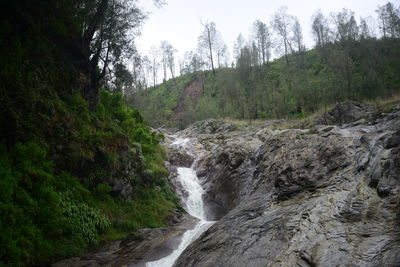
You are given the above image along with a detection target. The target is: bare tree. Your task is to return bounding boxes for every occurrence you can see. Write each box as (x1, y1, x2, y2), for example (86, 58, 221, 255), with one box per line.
(376, 2, 400, 38)
(198, 21, 218, 75)
(233, 33, 245, 62)
(311, 10, 331, 47)
(149, 45, 159, 87)
(160, 41, 177, 81)
(215, 37, 229, 68)
(271, 6, 296, 65)
(292, 19, 305, 53)
(251, 20, 272, 64)
(331, 8, 359, 42)
(359, 16, 377, 39)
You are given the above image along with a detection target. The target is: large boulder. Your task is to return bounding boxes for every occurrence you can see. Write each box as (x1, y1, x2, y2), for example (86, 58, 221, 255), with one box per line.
(180, 119, 236, 137)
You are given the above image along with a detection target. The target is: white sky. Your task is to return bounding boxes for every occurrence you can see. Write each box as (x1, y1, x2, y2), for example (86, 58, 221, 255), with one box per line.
(137, 0, 398, 62)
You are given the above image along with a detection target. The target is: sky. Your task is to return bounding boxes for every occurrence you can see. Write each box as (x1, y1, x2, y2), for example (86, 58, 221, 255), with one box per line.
(136, 0, 397, 62)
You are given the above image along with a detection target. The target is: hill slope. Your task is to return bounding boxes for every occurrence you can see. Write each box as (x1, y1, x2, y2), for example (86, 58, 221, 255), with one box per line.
(132, 38, 400, 128)
(0, 2, 179, 266)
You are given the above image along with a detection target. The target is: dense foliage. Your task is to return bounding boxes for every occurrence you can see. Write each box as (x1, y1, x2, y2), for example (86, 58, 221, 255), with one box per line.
(132, 37, 400, 128)
(0, 1, 178, 266)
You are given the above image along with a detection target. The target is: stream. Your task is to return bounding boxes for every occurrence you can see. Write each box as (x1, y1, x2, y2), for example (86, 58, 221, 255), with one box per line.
(146, 138, 214, 267)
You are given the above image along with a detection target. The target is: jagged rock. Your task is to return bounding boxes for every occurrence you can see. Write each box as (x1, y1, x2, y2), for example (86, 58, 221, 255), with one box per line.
(167, 147, 193, 167)
(173, 108, 400, 267)
(180, 119, 236, 136)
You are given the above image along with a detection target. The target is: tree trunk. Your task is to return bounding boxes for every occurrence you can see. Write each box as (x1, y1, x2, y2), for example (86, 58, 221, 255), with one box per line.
(207, 27, 216, 76)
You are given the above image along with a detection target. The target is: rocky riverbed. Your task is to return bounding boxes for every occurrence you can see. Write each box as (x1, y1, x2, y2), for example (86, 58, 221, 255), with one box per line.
(54, 103, 400, 266)
(173, 104, 400, 267)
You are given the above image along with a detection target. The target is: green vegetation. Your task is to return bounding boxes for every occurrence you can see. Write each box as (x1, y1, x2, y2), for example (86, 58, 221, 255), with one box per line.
(0, 1, 178, 266)
(133, 38, 400, 128)
(0, 90, 179, 266)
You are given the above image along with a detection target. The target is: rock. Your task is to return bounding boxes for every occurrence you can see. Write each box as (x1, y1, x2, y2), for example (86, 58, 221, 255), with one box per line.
(54, 109, 400, 267)
(167, 147, 193, 167)
(173, 109, 400, 267)
(180, 119, 236, 136)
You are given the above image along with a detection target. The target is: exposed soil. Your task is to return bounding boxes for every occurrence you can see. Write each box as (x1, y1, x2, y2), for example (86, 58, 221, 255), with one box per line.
(171, 79, 203, 128)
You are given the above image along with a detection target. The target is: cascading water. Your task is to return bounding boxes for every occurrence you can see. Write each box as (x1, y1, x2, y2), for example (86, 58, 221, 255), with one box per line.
(146, 139, 214, 267)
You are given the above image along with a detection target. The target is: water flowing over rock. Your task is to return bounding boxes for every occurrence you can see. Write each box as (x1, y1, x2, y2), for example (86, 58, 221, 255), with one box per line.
(173, 106, 400, 267)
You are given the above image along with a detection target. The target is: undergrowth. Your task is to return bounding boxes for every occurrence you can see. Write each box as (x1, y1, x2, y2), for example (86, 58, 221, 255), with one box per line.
(0, 91, 179, 266)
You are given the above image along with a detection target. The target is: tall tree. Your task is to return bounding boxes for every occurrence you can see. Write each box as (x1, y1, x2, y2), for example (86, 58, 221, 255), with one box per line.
(292, 19, 305, 53)
(359, 16, 376, 39)
(376, 2, 400, 38)
(160, 41, 177, 81)
(251, 20, 272, 64)
(311, 10, 331, 47)
(233, 33, 246, 62)
(271, 6, 296, 66)
(331, 8, 359, 42)
(78, 0, 145, 108)
(198, 21, 218, 75)
(149, 45, 159, 87)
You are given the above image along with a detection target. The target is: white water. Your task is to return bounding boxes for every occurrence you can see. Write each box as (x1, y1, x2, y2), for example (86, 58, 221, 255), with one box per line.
(147, 139, 213, 267)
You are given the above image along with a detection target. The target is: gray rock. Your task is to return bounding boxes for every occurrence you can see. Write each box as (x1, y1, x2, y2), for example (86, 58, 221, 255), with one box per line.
(173, 109, 400, 267)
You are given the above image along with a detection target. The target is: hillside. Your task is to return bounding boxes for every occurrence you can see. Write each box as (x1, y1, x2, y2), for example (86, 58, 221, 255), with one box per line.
(132, 38, 400, 128)
(0, 2, 179, 266)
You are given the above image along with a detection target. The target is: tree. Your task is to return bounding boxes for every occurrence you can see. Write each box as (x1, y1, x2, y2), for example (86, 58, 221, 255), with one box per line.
(215, 38, 229, 68)
(311, 10, 331, 47)
(376, 2, 400, 38)
(149, 45, 160, 87)
(233, 33, 246, 62)
(271, 6, 296, 65)
(331, 8, 359, 42)
(113, 63, 133, 94)
(78, 0, 146, 108)
(292, 19, 305, 53)
(237, 46, 256, 121)
(131, 54, 142, 91)
(198, 21, 218, 75)
(181, 51, 204, 74)
(251, 20, 272, 64)
(359, 16, 376, 39)
(160, 41, 177, 81)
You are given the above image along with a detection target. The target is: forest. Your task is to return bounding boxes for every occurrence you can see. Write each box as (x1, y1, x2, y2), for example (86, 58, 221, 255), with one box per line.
(132, 3, 400, 128)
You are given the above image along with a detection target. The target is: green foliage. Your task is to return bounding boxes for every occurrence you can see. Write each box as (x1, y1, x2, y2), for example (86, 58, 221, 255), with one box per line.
(61, 194, 111, 245)
(0, 11, 177, 266)
(133, 38, 400, 128)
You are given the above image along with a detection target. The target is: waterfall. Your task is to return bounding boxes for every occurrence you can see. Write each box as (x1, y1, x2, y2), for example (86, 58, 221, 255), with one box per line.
(146, 139, 213, 267)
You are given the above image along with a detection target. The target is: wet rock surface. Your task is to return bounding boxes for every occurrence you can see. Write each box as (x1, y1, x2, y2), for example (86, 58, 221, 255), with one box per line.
(173, 106, 400, 267)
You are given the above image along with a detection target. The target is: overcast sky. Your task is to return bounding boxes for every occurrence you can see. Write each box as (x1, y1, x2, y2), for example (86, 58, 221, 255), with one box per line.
(137, 0, 397, 62)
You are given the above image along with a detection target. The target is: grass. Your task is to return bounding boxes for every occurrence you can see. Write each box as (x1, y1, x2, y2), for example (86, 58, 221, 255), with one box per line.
(222, 93, 400, 131)
(93, 187, 177, 242)
(365, 92, 400, 113)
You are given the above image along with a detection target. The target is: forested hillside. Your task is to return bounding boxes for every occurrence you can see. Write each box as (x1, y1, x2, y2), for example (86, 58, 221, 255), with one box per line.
(132, 3, 400, 128)
(0, 1, 179, 266)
